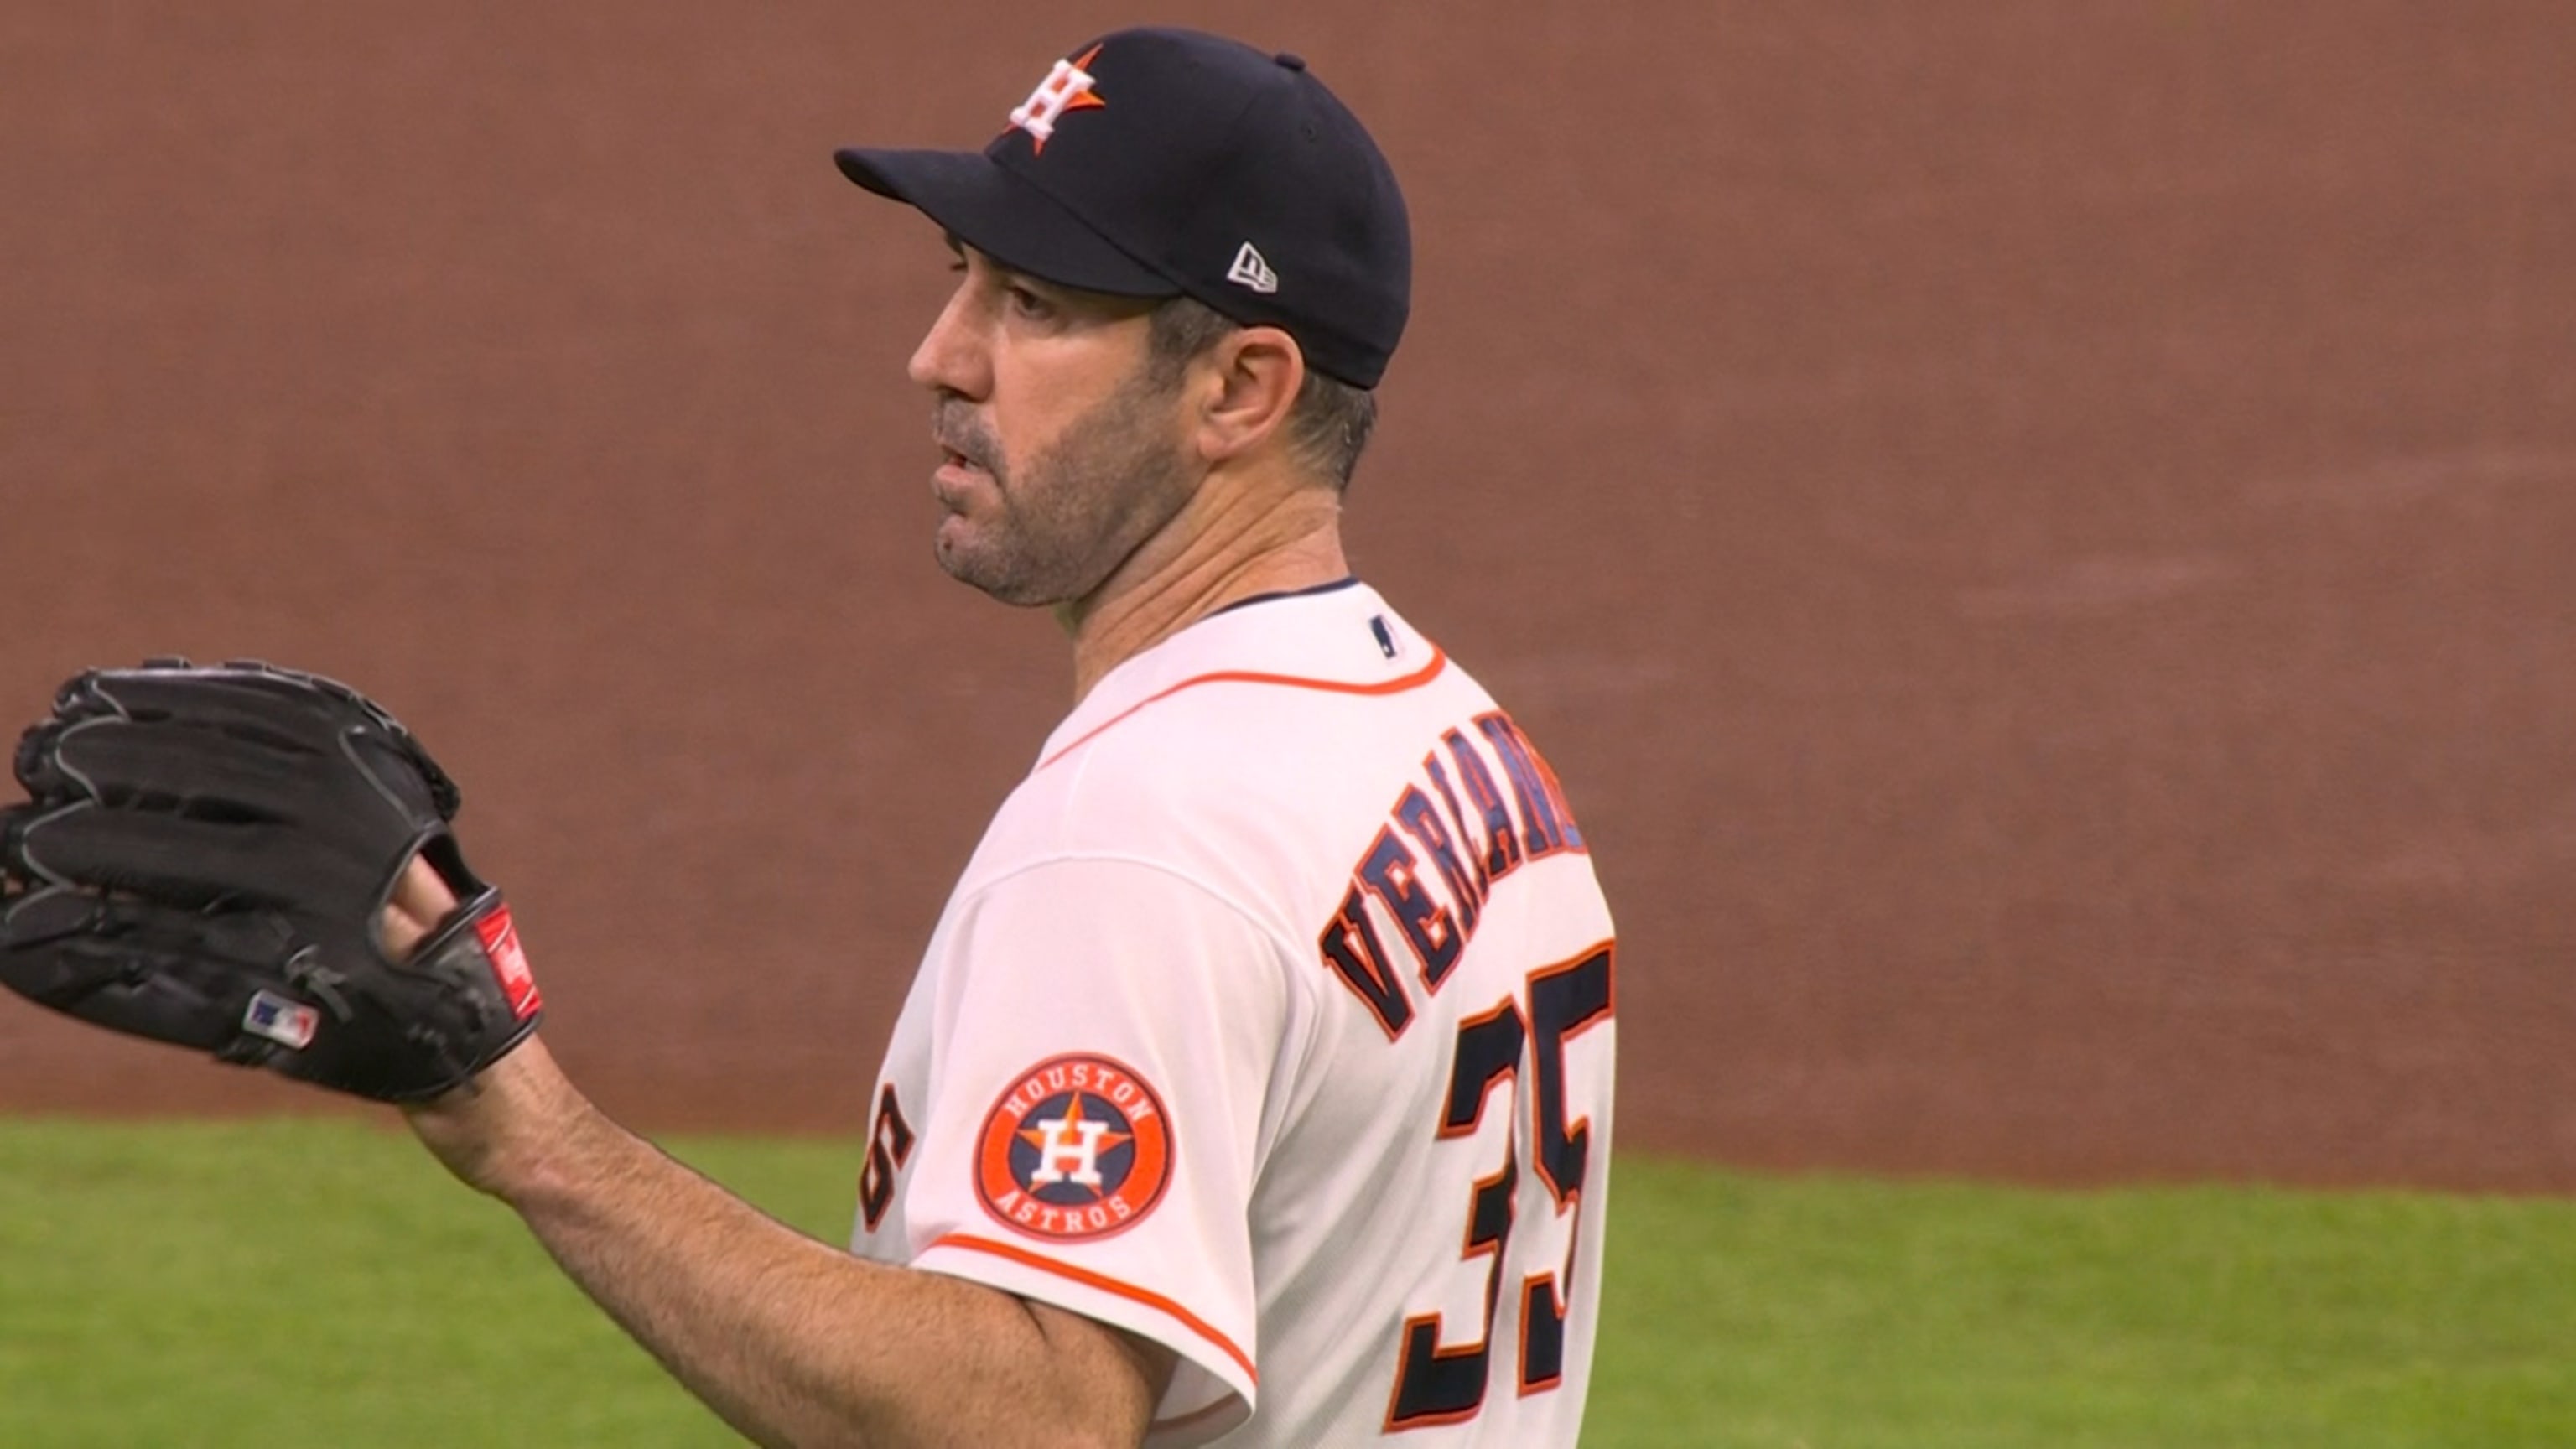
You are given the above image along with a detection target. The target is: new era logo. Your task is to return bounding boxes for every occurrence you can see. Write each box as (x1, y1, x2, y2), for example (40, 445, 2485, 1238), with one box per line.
(1227, 242, 1279, 294)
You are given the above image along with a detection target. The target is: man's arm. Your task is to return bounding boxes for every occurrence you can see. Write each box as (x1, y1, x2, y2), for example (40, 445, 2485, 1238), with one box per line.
(389, 871, 1177, 1449)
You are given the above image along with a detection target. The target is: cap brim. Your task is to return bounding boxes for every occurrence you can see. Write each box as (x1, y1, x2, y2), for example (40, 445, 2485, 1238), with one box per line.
(833, 148, 1175, 298)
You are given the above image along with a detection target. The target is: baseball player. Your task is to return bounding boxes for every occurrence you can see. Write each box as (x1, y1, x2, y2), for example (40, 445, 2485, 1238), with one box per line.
(0, 24, 1616, 1447)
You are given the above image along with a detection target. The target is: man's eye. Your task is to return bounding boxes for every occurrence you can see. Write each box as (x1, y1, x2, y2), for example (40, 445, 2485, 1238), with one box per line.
(1006, 286, 1053, 319)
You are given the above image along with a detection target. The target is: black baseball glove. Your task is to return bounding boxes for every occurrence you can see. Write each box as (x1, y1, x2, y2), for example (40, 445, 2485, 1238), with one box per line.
(0, 661, 542, 1103)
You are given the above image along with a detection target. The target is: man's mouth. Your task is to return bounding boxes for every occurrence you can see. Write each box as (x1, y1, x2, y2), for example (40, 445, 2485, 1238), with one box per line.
(935, 431, 995, 475)
(932, 443, 992, 509)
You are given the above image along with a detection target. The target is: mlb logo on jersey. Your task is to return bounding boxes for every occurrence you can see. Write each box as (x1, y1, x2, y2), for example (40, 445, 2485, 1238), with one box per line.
(976, 1053, 1173, 1241)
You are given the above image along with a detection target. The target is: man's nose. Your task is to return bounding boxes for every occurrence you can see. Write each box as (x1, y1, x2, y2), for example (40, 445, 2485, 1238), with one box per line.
(907, 288, 989, 398)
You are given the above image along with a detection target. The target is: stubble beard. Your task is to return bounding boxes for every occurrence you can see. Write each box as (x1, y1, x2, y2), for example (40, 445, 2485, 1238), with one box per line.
(935, 370, 1197, 608)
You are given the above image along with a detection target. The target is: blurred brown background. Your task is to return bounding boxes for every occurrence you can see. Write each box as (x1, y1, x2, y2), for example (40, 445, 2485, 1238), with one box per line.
(3, 2, 2570, 1189)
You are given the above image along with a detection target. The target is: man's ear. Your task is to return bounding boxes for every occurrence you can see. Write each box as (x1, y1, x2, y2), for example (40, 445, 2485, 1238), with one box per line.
(1192, 325, 1305, 465)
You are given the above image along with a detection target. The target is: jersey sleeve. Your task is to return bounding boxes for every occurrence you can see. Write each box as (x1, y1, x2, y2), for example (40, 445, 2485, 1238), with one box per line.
(895, 854, 1294, 1440)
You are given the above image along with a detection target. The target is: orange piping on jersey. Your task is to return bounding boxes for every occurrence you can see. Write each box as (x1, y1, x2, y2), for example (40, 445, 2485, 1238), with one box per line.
(1039, 648, 1452, 772)
(927, 1232, 1259, 1386)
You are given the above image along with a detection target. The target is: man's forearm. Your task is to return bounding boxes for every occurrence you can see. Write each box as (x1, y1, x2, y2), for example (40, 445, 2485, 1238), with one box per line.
(413, 1043, 1166, 1448)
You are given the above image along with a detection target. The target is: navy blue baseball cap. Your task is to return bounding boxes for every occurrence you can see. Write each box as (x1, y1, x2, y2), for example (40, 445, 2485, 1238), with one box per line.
(834, 27, 1410, 388)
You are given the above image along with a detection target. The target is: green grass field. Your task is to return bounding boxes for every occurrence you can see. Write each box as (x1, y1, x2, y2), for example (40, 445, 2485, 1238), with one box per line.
(3, 1119, 2572, 1447)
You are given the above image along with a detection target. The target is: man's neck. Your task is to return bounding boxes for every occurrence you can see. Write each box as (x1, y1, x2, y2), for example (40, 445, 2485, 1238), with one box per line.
(1061, 480, 1349, 703)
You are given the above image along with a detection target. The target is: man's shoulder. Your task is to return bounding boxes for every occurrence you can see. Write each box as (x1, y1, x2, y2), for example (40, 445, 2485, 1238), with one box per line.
(989, 704, 1333, 857)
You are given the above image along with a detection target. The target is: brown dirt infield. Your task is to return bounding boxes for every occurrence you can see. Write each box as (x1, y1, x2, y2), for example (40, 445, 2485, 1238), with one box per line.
(3, 2, 2571, 1191)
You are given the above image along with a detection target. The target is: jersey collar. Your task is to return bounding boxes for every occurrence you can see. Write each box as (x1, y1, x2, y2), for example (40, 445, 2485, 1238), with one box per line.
(1036, 579, 1445, 772)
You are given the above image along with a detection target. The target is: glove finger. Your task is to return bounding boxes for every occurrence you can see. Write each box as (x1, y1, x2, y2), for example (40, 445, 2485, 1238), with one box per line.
(36, 669, 151, 728)
(75, 667, 460, 823)
(12, 804, 387, 911)
(216, 665, 462, 823)
(13, 716, 91, 799)
(0, 891, 299, 1055)
(22, 715, 312, 812)
(1, 802, 44, 880)
(19, 669, 331, 801)
(74, 668, 354, 755)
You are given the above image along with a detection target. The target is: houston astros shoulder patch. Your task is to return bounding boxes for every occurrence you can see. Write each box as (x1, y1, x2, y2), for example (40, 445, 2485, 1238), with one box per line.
(976, 1053, 1174, 1241)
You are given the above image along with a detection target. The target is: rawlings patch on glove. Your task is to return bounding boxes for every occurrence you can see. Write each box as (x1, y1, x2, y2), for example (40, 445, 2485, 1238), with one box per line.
(0, 661, 542, 1103)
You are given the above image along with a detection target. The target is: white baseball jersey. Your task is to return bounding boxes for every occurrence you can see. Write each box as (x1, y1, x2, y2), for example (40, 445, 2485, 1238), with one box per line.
(850, 579, 1618, 1446)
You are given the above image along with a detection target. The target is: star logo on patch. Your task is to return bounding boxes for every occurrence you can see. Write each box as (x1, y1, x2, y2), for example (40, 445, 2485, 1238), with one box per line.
(1008, 44, 1108, 155)
(1018, 1093, 1133, 1196)
(976, 1052, 1174, 1242)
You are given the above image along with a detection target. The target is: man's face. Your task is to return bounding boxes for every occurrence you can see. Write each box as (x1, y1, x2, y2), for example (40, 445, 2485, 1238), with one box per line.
(907, 243, 1197, 607)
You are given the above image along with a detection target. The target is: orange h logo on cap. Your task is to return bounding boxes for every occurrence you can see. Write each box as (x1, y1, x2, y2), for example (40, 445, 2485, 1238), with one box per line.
(1007, 43, 1108, 154)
